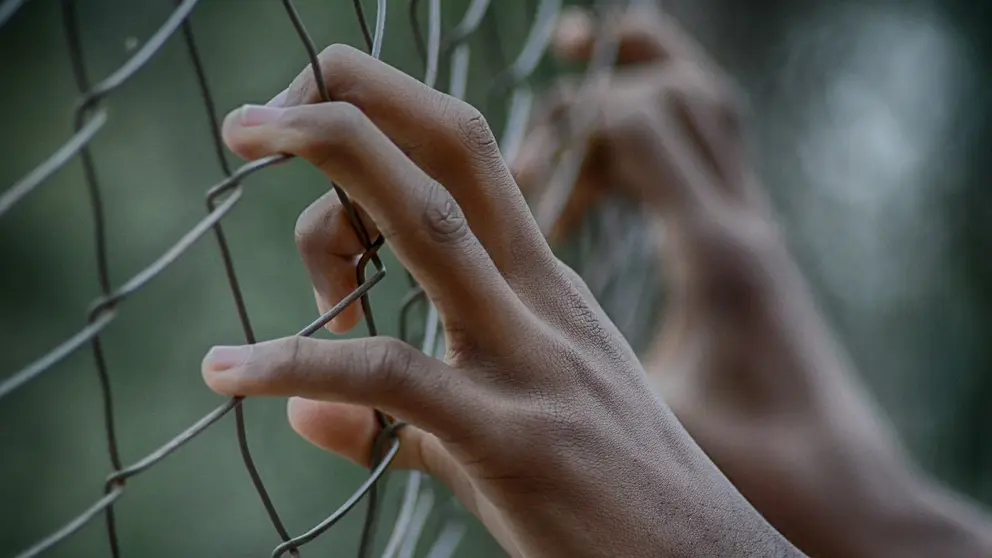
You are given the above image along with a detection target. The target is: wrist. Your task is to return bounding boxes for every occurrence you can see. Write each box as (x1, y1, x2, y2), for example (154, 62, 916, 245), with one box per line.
(511, 404, 801, 558)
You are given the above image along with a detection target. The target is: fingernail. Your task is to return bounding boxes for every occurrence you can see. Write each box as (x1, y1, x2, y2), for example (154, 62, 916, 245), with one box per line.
(204, 345, 253, 371)
(239, 104, 284, 127)
(267, 88, 289, 107)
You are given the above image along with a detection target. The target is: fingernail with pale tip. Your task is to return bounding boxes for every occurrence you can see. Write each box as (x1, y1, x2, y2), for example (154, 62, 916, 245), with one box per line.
(239, 104, 284, 127)
(204, 345, 253, 372)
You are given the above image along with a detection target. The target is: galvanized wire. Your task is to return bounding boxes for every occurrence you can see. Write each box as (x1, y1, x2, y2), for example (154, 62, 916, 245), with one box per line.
(0, 0, 582, 557)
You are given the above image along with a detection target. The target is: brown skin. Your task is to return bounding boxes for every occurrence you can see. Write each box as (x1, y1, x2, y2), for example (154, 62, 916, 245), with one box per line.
(200, 28, 800, 558)
(514, 7, 992, 558)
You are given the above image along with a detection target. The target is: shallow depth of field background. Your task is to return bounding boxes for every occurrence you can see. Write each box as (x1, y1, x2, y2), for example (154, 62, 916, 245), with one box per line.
(0, 0, 989, 556)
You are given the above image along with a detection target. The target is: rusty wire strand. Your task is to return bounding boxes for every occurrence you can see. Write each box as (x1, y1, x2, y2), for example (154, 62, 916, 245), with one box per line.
(0, 0, 607, 556)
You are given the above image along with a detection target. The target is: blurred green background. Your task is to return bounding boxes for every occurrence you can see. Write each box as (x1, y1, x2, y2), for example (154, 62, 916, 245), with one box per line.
(0, 0, 989, 557)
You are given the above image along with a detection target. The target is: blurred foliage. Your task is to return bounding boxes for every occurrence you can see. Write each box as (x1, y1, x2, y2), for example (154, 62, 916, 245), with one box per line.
(0, 0, 989, 557)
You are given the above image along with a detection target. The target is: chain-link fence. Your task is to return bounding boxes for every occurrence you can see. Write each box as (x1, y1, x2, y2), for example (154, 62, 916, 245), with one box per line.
(0, 0, 630, 556)
(5, 0, 992, 556)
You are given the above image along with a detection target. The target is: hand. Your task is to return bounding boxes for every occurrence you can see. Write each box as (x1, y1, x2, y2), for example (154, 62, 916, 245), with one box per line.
(199, 42, 798, 557)
(514, 7, 992, 558)
(514, 5, 763, 242)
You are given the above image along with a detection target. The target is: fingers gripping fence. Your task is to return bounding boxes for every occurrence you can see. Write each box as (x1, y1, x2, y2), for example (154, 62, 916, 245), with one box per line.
(0, 0, 595, 556)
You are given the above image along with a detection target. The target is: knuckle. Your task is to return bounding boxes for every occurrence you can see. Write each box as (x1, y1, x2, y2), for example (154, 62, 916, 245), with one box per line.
(324, 102, 367, 139)
(317, 43, 363, 93)
(364, 337, 416, 394)
(448, 100, 499, 162)
(286, 102, 368, 163)
(556, 259, 587, 292)
(320, 43, 361, 66)
(562, 294, 610, 343)
(421, 181, 471, 245)
(293, 211, 322, 255)
(552, 260, 608, 326)
(278, 104, 313, 132)
(274, 335, 305, 380)
(287, 43, 363, 104)
(285, 75, 312, 106)
(278, 108, 326, 153)
(293, 194, 337, 254)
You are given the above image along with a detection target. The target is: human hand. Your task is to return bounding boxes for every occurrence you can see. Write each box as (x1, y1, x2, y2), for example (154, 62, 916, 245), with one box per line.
(199, 42, 798, 558)
(513, 5, 813, 458)
(512, 6, 796, 371)
(513, 5, 764, 241)
(514, 7, 992, 558)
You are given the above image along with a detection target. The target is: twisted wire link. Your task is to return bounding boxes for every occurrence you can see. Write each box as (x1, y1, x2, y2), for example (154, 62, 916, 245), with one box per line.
(0, 0, 617, 556)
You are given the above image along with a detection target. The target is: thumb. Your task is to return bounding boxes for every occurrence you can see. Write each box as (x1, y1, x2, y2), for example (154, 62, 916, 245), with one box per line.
(201, 336, 477, 437)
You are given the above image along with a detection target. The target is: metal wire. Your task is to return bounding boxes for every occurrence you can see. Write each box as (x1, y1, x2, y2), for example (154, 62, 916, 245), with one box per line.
(0, 0, 579, 556)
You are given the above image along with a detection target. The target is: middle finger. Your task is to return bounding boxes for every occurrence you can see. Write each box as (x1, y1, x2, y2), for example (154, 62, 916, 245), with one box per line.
(277, 44, 555, 289)
(223, 101, 526, 342)
(294, 190, 377, 333)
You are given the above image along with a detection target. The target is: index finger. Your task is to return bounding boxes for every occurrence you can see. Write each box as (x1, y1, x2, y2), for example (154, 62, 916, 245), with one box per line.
(273, 45, 554, 292)
(294, 191, 378, 334)
(222, 101, 526, 341)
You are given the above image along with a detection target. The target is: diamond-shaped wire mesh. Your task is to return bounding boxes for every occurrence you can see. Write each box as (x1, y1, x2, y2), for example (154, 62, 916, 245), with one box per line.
(0, 0, 634, 556)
